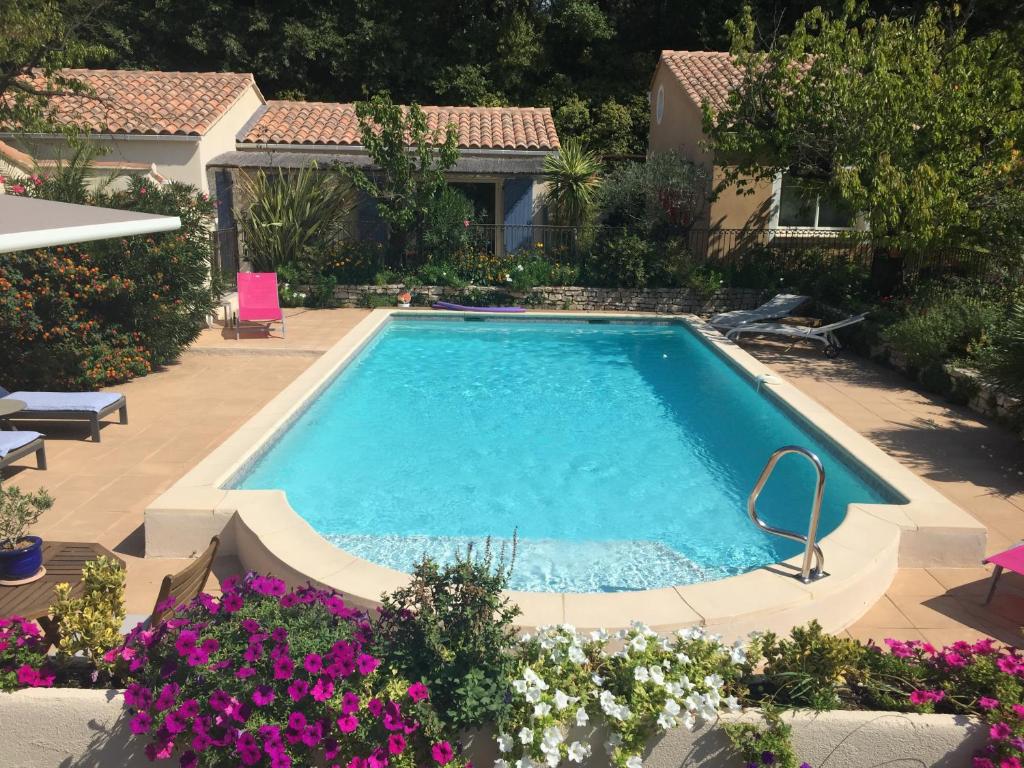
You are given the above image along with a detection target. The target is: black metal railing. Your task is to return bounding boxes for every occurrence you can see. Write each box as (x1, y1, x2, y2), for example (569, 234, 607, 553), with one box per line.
(209, 227, 241, 289)
(224, 222, 1014, 289)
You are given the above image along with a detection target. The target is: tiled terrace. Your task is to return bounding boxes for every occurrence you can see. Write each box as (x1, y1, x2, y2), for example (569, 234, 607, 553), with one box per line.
(3, 308, 1022, 646)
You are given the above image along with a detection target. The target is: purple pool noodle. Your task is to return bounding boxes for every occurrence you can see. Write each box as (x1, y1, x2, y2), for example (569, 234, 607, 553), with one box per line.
(432, 301, 526, 313)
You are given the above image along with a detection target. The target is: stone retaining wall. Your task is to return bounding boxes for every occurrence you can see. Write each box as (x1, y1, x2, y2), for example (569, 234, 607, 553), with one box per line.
(0, 688, 987, 768)
(332, 284, 768, 314)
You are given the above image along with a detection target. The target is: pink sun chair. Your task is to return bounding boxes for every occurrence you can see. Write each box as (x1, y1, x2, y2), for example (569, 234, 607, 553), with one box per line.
(236, 272, 285, 340)
(983, 544, 1024, 604)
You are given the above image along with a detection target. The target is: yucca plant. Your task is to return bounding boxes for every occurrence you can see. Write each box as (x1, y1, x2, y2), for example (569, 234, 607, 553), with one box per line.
(238, 163, 355, 273)
(981, 301, 1024, 399)
(542, 138, 602, 228)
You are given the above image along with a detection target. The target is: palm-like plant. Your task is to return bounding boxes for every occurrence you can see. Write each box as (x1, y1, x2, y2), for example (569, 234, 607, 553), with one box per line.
(238, 163, 355, 273)
(983, 301, 1024, 398)
(30, 139, 120, 204)
(542, 138, 602, 228)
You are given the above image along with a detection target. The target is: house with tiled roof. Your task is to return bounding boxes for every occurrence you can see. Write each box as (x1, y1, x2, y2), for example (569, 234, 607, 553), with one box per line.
(0, 69, 265, 194)
(649, 51, 857, 233)
(3, 68, 562, 259)
(215, 100, 560, 257)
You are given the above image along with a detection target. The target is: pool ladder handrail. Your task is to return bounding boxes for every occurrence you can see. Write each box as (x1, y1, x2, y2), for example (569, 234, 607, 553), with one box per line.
(747, 446, 826, 583)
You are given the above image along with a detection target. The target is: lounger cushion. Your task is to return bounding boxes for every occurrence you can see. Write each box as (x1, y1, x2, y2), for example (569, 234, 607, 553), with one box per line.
(3, 391, 122, 413)
(0, 431, 42, 457)
(709, 294, 809, 329)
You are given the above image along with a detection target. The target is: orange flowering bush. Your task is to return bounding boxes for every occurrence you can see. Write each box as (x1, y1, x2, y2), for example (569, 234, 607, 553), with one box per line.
(0, 177, 220, 388)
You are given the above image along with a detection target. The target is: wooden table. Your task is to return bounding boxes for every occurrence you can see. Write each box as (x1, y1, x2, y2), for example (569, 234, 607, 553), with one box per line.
(0, 541, 123, 622)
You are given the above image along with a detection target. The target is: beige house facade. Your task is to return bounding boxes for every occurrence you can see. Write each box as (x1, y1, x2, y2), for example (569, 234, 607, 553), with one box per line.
(648, 51, 860, 236)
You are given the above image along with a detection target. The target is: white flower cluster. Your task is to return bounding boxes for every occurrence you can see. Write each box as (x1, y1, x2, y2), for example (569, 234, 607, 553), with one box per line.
(496, 622, 748, 768)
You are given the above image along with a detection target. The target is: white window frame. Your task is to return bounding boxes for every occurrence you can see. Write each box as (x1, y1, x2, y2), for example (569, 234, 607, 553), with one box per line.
(769, 172, 861, 232)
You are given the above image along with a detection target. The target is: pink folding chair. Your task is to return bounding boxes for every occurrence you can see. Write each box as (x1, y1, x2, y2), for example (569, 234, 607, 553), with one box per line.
(236, 272, 285, 340)
(983, 544, 1024, 604)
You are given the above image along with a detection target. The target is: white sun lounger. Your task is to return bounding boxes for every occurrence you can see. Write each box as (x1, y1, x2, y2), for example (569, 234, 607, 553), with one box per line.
(0, 430, 46, 479)
(0, 387, 127, 442)
(709, 294, 810, 331)
(725, 313, 870, 357)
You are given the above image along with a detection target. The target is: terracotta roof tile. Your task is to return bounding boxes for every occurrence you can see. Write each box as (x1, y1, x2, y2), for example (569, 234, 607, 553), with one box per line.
(659, 51, 742, 113)
(6, 69, 257, 136)
(242, 101, 560, 151)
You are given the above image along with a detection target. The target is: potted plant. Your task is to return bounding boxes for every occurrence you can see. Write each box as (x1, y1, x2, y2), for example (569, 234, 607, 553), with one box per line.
(397, 290, 413, 308)
(0, 487, 53, 583)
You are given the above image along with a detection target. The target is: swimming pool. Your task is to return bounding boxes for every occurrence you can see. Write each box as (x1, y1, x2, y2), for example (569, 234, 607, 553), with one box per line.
(233, 316, 903, 592)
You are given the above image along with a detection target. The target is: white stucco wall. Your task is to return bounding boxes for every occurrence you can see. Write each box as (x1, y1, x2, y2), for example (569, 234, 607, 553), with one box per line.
(199, 86, 265, 186)
(0, 688, 986, 768)
(9, 134, 203, 189)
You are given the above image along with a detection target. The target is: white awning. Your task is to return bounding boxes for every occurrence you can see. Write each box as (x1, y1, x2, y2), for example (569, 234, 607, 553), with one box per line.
(0, 195, 181, 252)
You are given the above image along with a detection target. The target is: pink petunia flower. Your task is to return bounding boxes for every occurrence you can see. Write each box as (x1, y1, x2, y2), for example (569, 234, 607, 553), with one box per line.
(252, 685, 275, 707)
(388, 733, 407, 755)
(408, 681, 430, 702)
(287, 679, 309, 702)
(312, 676, 334, 702)
(991, 722, 1013, 740)
(432, 741, 454, 765)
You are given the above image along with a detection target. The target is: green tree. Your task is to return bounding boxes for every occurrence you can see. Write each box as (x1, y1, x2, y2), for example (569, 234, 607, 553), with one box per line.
(343, 93, 460, 263)
(0, 0, 110, 132)
(705, 2, 1024, 257)
(542, 137, 602, 227)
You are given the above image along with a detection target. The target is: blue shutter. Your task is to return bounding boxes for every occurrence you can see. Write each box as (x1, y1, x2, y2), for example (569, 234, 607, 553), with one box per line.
(502, 178, 533, 254)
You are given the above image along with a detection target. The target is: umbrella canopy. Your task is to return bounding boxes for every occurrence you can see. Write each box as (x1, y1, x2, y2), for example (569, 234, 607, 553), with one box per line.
(0, 195, 181, 253)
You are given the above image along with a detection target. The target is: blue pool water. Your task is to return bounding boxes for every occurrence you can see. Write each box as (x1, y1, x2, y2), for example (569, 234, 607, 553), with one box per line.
(234, 317, 902, 592)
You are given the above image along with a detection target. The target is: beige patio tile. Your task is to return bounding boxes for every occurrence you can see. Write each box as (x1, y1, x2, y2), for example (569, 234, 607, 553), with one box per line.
(852, 596, 913, 628)
(886, 569, 945, 596)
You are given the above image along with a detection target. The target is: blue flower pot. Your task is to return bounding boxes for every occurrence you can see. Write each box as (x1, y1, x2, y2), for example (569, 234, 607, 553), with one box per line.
(0, 536, 43, 581)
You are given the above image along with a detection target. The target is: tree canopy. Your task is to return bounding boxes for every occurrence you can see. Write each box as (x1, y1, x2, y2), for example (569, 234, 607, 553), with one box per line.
(0, 0, 110, 132)
(2, 0, 1021, 156)
(43, 0, 1018, 157)
(706, 2, 1024, 252)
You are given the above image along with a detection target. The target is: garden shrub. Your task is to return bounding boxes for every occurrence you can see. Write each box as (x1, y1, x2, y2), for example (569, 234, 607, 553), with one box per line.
(748, 621, 868, 710)
(597, 152, 705, 240)
(328, 241, 388, 284)
(978, 300, 1024, 399)
(725, 709, 802, 768)
(414, 261, 468, 289)
(881, 285, 1002, 370)
(583, 231, 686, 288)
(50, 556, 125, 664)
(0, 176, 220, 389)
(108, 573, 464, 768)
(372, 542, 520, 733)
(421, 186, 476, 261)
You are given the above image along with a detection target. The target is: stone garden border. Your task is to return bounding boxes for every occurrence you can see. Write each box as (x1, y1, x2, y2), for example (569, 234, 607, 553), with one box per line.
(145, 309, 986, 637)
(0, 687, 987, 768)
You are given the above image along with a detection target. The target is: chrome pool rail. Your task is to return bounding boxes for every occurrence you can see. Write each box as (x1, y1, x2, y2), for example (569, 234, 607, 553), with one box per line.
(748, 445, 827, 583)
